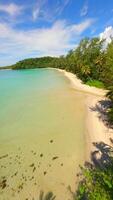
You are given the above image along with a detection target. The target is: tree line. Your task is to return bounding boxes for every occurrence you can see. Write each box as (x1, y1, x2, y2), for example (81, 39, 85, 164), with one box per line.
(10, 37, 113, 123)
(10, 37, 113, 91)
(1, 37, 113, 199)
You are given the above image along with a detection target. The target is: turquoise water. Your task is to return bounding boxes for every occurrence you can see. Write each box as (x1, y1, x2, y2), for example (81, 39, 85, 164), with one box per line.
(0, 69, 86, 200)
(0, 69, 69, 140)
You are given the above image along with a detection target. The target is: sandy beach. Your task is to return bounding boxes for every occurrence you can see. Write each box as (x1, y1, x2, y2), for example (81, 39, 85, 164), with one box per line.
(0, 68, 113, 200)
(56, 68, 113, 160)
(0, 69, 87, 200)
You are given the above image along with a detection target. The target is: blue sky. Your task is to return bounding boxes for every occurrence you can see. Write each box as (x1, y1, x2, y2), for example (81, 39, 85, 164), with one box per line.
(0, 0, 113, 66)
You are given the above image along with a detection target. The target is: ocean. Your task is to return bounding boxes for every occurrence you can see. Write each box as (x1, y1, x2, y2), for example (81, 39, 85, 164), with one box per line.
(0, 68, 86, 200)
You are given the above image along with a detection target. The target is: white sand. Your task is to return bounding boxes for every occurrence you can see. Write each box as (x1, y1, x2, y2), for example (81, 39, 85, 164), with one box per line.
(56, 68, 113, 160)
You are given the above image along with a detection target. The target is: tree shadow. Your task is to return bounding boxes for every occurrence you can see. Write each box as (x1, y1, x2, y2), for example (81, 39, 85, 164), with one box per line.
(38, 191, 56, 200)
(37, 141, 113, 200)
(80, 141, 113, 173)
(90, 141, 113, 169)
(74, 140, 113, 199)
(90, 99, 113, 129)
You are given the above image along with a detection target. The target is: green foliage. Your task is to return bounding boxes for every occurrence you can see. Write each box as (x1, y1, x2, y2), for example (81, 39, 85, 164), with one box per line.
(66, 37, 104, 82)
(9, 37, 113, 91)
(0, 66, 12, 70)
(76, 142, 113, 200)
(106, 86, 113, 123)
(106, 40, 113, 70)
(3, 37, 113, 123)
(107, 107, 113, 123)
(107, 86, 113, 102)
(1, 36, 113, 200)
(76, 167, 113, 200)
(12, 56, 58, 70)
(86, 80, 105, 88)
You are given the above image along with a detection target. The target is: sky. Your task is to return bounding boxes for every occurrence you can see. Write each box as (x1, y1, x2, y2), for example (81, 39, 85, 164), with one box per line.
(0, 0, 113, 66)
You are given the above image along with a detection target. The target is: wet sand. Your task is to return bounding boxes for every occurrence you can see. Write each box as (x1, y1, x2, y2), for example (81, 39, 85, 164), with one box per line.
(0, 69, 86, 200)
(57, 69, 113, 160)
(1, 68, 112, 200)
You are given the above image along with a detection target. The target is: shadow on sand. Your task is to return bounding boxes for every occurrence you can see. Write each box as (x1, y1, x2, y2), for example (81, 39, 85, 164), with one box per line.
(90, 99, 113, 129)
(90, 141, 113, 169)
(67, 140, 113, 200)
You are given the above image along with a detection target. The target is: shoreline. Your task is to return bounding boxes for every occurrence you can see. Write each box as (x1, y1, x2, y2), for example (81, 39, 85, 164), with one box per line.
(56, 68, 113, 161)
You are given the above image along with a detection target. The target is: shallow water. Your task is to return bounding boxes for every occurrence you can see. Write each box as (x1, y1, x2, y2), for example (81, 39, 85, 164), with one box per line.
(0, 69, 86, 200)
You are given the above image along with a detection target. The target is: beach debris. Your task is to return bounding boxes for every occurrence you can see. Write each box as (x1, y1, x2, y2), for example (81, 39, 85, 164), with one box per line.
(18, 182, 24, 190)
(1, 165, 5, 168)
(50, 140, 53, 143)
(29, 176, 34, 181)
(31, 150, 37, 155)
(14, 171, 18, 176)
(40, 153, 43, 157)
(61, 163, 63, 166)
(24, 177, 27, 182)
(0, 154, 8, 160)
(52, 156, 58, 160)
(11, 171, 18, 178)
(0, 178, 7, 189)
(29, 163, 34, 167)
(22, 174, 27, 181)
(44, 171, 47, 175)
(33, 166, 36, 172)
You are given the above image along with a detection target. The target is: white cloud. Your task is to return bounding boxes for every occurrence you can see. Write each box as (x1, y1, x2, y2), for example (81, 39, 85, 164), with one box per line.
(80, 1, 88, 16)
(0, 3, 22, 16)
(100, 26, 113, 44)
(55, 0, 70, 15)
(32, 7, 40, 21)
(0, 19, 94, 66)
(70, 19, 93, 34)
(32, 0, 45, 21)
(32, 0, 70, 21)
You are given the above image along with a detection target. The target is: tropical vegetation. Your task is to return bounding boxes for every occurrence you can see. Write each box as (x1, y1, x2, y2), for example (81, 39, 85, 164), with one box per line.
(1, 37, 113, 200)
(6, 37, 113, 123)
(75, 142, 113, 200)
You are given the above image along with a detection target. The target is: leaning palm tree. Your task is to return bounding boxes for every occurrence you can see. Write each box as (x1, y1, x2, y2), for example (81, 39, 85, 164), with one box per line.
(39, 190, 56, 200)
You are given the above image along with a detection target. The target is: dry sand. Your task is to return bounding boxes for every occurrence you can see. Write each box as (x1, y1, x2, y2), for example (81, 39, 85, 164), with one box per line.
(56, 68, 113, 160)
